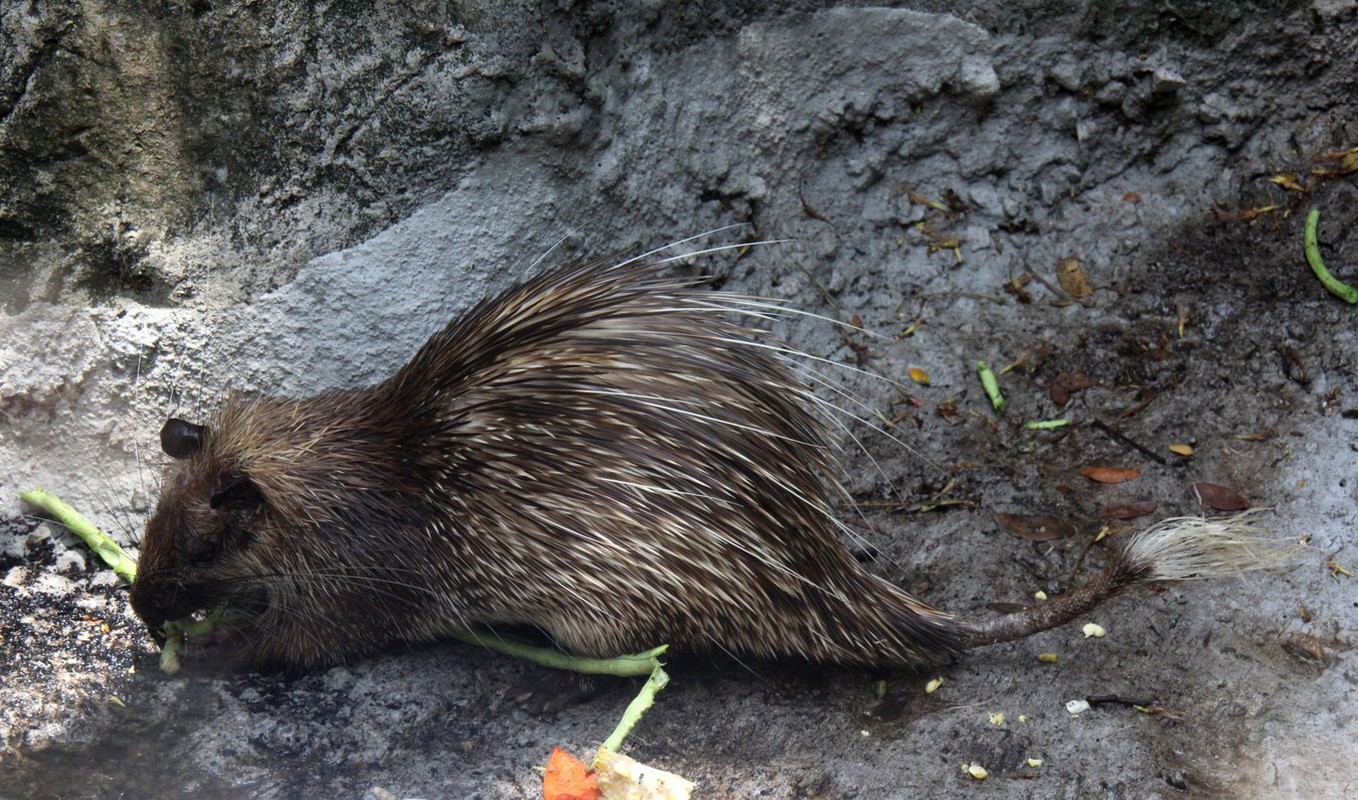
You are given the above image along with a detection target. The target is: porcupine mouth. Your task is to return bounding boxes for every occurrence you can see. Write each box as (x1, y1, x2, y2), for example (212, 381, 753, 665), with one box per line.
(160, 590, 270, 650)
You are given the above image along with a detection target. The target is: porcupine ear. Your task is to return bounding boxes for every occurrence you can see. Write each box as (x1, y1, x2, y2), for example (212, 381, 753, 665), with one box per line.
(160, 418, 206, 459)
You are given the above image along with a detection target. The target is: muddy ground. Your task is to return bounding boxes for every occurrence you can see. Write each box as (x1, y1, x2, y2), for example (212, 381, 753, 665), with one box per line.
(2, 2, 1356, 798)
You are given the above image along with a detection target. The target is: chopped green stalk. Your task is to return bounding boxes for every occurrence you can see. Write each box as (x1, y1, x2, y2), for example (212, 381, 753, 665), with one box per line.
(448, 629, 667, 677)
(160, 627, 186, 674)
(1304, 209, 1358, 304)
(158, 609, 237, 673)
(976, 361, 1006, 413)
(597, 661, 670, 758)
(451, 628, 673, 756)
(19, 488, 138, 583)
(1025, 418, 1070, 430)
(452, 629, 674, 756)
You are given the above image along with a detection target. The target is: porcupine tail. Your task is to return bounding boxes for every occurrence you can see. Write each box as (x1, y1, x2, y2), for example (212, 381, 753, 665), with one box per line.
(957, 509, 1289, 649)
(798, 568, 970, 667)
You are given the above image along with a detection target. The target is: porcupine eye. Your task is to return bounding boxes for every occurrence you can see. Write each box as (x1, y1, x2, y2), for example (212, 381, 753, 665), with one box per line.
(160, 418, 206, 459)
(209, 470, 261, 512)
(181, 470, 263, 567)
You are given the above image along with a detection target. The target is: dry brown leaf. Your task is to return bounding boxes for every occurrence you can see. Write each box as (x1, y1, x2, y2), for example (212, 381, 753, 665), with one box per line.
(1097, 501, 1158, 520)
(1319, 147, 1358, 175)
(1048, 371, 1096, 408)
(1339, 147, 1358, 172)
(1079, 466, 1141, 484)
(1239, 205, 1280, 222)
(1193, 482, 1251, 511)
(907, 190, 947, 211)
(1003, 273, 1035, 304)
(1056, 257, 1093, 298)
(1268, 173, 1306, 193)
(1054, 372, 1098, 391)
(992, 512, 1077, 542)
(1280, 633, 1338, 669)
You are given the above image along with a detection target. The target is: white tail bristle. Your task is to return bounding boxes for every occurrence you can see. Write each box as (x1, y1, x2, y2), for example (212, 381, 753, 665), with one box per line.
(1122, 509, 1293, 582)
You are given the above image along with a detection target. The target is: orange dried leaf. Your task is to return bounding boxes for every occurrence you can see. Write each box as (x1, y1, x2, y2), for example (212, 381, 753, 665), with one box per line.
(544, 747, 600, 800)
(1123, 191, 1141, 202)
(908, 367, 931, 386)
(1057, 257, 1093, 298)
(1193, 482, 1251, 511)
(992, 512, 1077, 542)
(1168, 443, 1194, 457)
(1079, 466, 1141, 484)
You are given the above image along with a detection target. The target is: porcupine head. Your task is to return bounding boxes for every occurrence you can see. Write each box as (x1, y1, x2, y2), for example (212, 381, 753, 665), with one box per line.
(130, 255, 1285, 674)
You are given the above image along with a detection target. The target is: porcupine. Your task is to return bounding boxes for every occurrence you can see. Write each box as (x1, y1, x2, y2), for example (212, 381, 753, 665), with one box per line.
(129, 244, 1278, 691)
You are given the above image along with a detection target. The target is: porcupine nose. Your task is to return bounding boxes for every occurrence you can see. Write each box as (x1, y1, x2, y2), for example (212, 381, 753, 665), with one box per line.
(128, 577, 176, 645)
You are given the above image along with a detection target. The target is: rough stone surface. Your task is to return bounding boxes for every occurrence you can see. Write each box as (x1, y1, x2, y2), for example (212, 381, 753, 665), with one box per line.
(2, 1, 1357, 798)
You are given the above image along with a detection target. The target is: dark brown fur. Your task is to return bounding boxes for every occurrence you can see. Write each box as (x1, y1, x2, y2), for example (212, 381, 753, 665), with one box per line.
(132, 257, 969, 671)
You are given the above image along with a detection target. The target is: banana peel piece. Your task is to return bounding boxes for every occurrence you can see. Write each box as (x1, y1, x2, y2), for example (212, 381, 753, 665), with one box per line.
(593, 749, 694, 800)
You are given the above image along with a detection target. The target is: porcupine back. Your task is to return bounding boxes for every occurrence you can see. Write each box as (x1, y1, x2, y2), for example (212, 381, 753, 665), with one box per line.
(383, 255, 964, 664)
